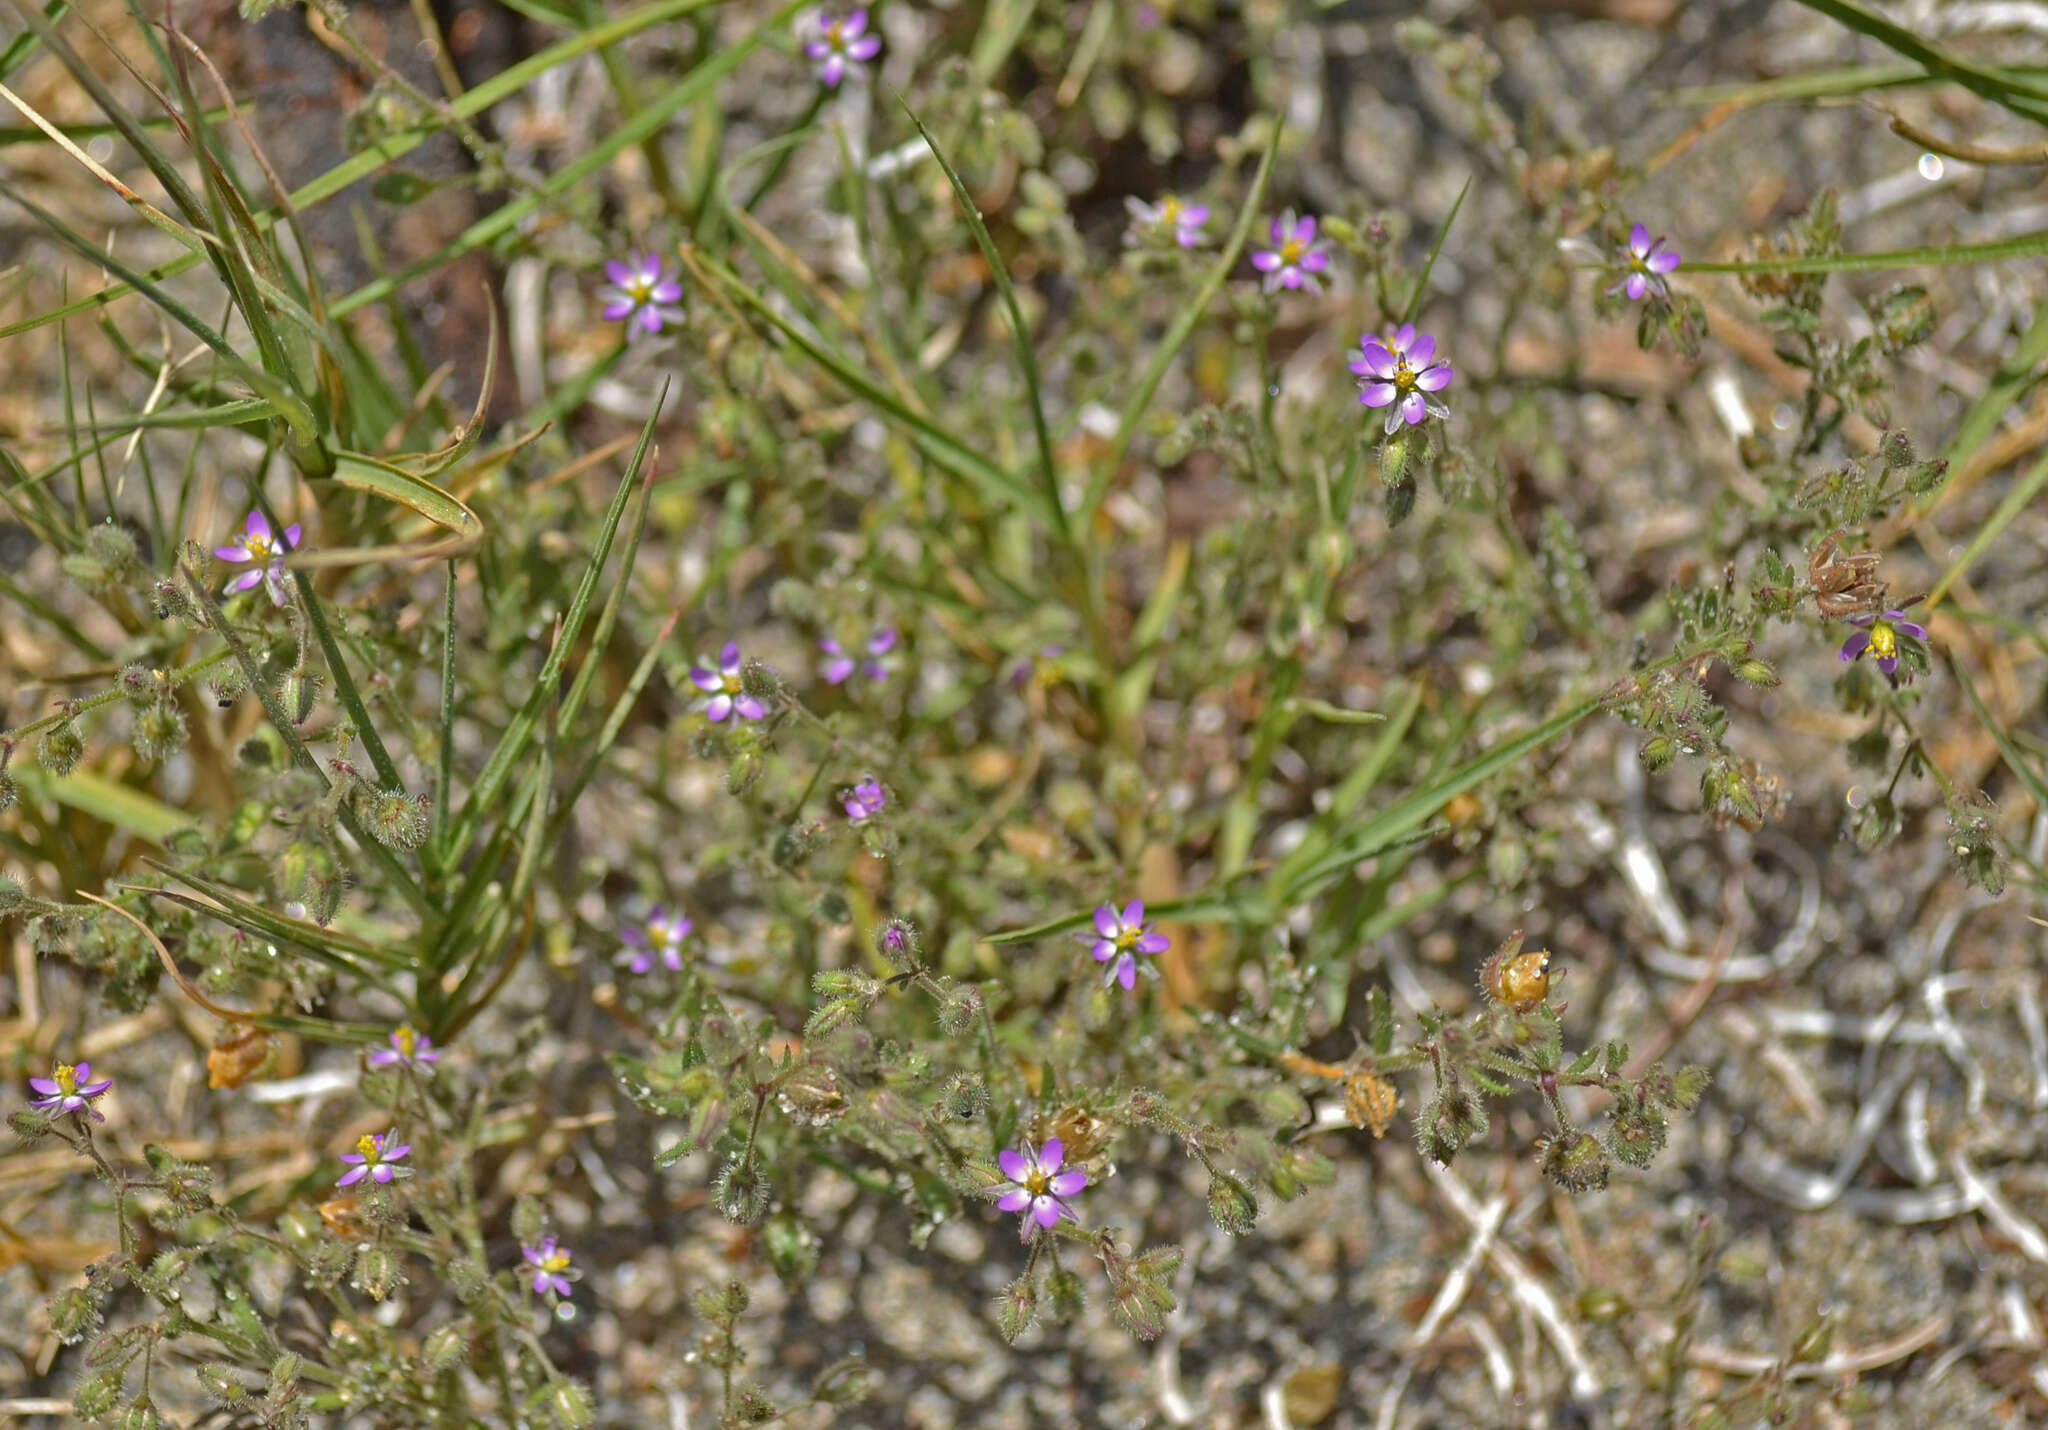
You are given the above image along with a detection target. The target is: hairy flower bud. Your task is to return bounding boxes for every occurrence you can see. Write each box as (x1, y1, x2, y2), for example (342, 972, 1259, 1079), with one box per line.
(362, 789, 432, 851)
(995, 1274, 1038, 1344)
(208, 665, 249, 708)
(47, 1284, 103, 1343)
(1417, 1080, 1488, 1166)
(350, 1244, 405, 1301)
(39, 720, 85, 776)
(712, 1155, 771, 1224)
(1045, 1267, 1086, 1322)
(875, 917, 921, 971)
(1205, 1172, 1259, 1236)
(1537, 1129, 1610, 1193)
(762, 1211, 820, 1285)
(73, 1367, 124, 1420)
(133, 704, 188, 762)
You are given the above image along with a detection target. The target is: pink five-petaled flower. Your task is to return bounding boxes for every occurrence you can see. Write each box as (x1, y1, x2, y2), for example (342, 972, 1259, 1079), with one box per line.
(215, 510, 301, 606)
(1251, 210, 1331, 294)
(1081, 899, 1170, 991)
(805, 8, 880, 88)
(691, 642, 767, 724)
(820, 626, 897, 685)
(368, 1025, 439, 1074)
(523, 1237, 581, 1299)
(620, 906, 694, 974)
(995, 1138, 1087, 1239)
(1124, 194, 1210, 250)
(28, 1061, 114, 1122)
(598, 251, 684, 339)
(1839, 605, 1929, 677)
(1612, 222, 1680, 302)
(337, 1130, 412, 1187)
(842, 777, 887, 823)
(1350, 329, 1454, 436)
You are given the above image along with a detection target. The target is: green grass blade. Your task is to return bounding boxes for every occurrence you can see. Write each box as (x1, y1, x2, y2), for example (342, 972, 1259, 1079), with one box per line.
(1928, 445, 2048, 608)
(897, 100, 1067, 542)
(1687, 227, 2048, 275)
(1085, 121, 1280, 522)
(1399, 175, 1469, 326)
(1790, 0, 2048, 123)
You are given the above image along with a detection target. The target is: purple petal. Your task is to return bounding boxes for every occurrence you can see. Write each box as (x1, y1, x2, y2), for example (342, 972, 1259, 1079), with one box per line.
(867, 627, 898, 655)
(844, 7, 868, 35)
(1091, 939, 1117, 962)
(1649, 248, 1681, 274)
(1121, 900, 1144, 927)
(804, 37, 829, 59)
(1182, 205, 1210, 226)
(1136, 932, 1170, 954)
(245, 510, 272, 541)
(371, 1164, 396, 1183)
(1358, 344, 1396, 379)
(601, 295, 638, 321)
(848, 35, 880, 59)
(998, 1148, 1030, 1181)
(1116, 955, 1137, 990)
(1300, 251, 1330, 272)
(997, 1189, 1031, 1212)
(650, 280, 684, 304)
(1094, 905, 1119, 937)
(604, 259, 634, 286)
(1847, 612, 1876, 628)
(1408, 334, 1435, 366)
(1415, 362, 1453, 392)
(690, 666, 719, 691)
(823, 657, 855, 684)
(1625, 273, 1647, 301)
(1400, 392, 1427, 425)
(1031, 1196, 1062, 1229)
(214, 544, 252, 563)
(1251, 250, 1280, 272)
(1839, 631, 1872, 662)
(226, 569, 265, 592)
(281, 523, 302, 550)
(337, 1166, 368, 1187)
(1049, 1171, 1086, 1196)
(1630, 222, 1651, 255)
(706, 694, 734, 722)
(1268, 216, 1287, 244)
(820, 54, 845, 86)
(719, 641, 742, 672)
(28, 1077, 59, 1095)
(1039, 1139, 1064, 1171)
(734, 695, 767, 721)
(1893, 621, 1928, 640)
(1876, 654, 1900, 674)
(1391, 323, 1416, 352)
(1294, 215, 1317, 242)
(1360, 382, 1396, 409)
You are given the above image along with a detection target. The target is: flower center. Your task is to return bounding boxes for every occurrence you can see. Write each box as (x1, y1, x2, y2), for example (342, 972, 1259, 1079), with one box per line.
(1279, 238, 1305, 264)
(721, 673, 742, 695)
(53, 1063, 78, 1095)
(1023, 1166, 1052, 1197)
(1868, 620, 1898, 660)
(1159, 197, 1182, 222)
(1115, 926, 1142, 953)
(626, 274, 656, 302)
(355, 1133, 382, 1162)
(1392, 359, 1419, 392)
(541, 1249, 571, 1272)
(395, 1026, 418, 1058)
(826, 19, 845, 48)
(245, 534, 275, 561)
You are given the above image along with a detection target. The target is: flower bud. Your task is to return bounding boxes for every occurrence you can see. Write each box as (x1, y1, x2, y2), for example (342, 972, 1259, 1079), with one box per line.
(152, 579, 200, 624)
(421, 1322, 468, 1372)
(363, 789, 432, 851)
(547, 1382, 596, 1429)
(937, 983, 985, 1036)
(875, 917, 921, 970)
(711, 1155, 771, 1224)
(120, 1402, 164, 1430)
(133, 704, 189, 762)
(0, 771, 16, 815)
(198, 1361, 247, 1404)
(39, 720, 85, 776)
(762, 1211, 820, 1285)
(1536, 1129, 1610, 1193)
(1045, 1267, 1086, 1321)
(208, 665, 249, 708)
(995, 1274, 1038, 1344)
(1205, 1172, 1259, 1236)
(47, 1284, 103, 1343)
(73, 1367, 124, 1420)
(349, 1244, 405, 1301)
(812, 1357, 873, 1405)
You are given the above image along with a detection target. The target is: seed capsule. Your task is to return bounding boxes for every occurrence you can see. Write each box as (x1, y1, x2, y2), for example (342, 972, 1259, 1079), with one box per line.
(1481, 931, 1553, 1012)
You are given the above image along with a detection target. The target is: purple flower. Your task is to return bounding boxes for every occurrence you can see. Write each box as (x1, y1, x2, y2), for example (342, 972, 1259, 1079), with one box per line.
(598, 251, 684, 339)
(368, 1025, 439, 1074)
(995, 1137, 1087, 1238)
(1250, 210, 1331, 294)
(691, 642, 768, 723)
(1611, 222, 1680, 302)
(1079, 899, 1170, 991)
(1007, 644, 1066, 692)
(842, 777, 887, 823)
(214, 510, 301, 606)
(1839, 605, 1928, 676)
(820, 626, 897, 685)
(28, 1060, 114, 1122)
(1349, 329, 1454, 436)
(805, 8, 880, 88)
(619, 906, 694, 974)
(523, 1236, 581, 1299)
(337, 1130, 412, 1187)
(1124, 194, 1211, 250)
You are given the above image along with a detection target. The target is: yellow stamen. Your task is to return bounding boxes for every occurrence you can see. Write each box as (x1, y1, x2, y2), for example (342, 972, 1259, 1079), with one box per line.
(1280, 239, 1304, 263)
(541, 1250, 571, 1272)
(395, 1026, 418, 1057)
(54, 1063, 78, 1094)
(1869, 622, 1898, 660)
(355, 1133, 382, 1161)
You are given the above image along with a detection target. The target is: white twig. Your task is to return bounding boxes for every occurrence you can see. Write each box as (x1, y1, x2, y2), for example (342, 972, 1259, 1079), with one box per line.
(1420, 1160, 1600, 1399)
(1950, 1148, 2048, 1263)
